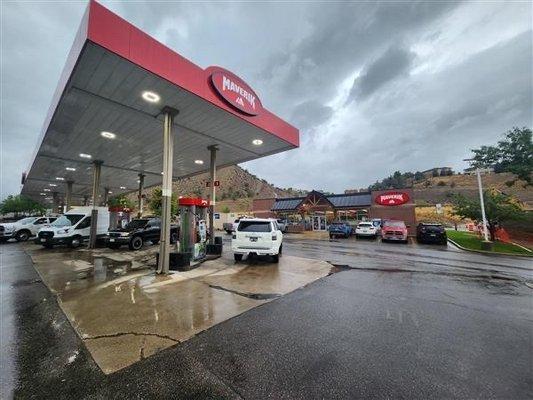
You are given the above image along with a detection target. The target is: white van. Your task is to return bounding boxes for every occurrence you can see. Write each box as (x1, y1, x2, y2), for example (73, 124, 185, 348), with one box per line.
(37, 207, 110, 248)
(231, 218, 283, 262)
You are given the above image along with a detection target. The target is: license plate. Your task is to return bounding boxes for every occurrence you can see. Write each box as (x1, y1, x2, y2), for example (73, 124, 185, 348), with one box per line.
(109, 238, 115, 242)
(430, 234, 436, 237)
(40, 238, 46, 242)
(250, 237, 258, 242)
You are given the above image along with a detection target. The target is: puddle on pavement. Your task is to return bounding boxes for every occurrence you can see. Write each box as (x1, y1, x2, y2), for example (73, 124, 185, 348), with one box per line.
(27, 247, 333, 374)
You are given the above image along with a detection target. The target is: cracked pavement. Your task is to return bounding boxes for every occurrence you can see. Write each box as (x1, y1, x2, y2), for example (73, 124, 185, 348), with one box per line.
(2, 236, 532, 399)
(23, 243, 332, 374)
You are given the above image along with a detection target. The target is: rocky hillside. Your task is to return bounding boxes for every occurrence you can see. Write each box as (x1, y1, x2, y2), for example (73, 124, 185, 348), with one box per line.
(413, 172, 532, 207)
(129, 165, 304, 214)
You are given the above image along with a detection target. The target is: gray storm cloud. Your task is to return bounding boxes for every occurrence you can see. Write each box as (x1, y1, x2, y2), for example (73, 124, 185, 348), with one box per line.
(1, 1, 531, 198)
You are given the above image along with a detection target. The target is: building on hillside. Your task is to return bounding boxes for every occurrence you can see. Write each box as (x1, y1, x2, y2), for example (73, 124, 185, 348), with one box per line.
(463, 166, 494, 175)
(422, 167, 453, 178)
(252, 189, 416, 235)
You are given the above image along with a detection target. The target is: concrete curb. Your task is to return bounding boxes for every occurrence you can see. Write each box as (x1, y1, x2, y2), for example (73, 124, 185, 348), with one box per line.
(447, 238, 532, 258)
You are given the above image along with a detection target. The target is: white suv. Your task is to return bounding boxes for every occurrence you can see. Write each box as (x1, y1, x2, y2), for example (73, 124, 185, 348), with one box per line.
(355, 221, 379, 239)
(231, 218, 283, 262)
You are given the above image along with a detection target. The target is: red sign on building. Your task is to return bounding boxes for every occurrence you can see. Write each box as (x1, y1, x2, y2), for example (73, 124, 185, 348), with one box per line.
(210, 67, 262, 116)
(374, 191, 410, 206)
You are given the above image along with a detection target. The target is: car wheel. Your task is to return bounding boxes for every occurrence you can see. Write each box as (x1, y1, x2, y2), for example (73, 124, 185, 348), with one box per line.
(129, 236, 143, 251)
(69, 236, 82, 248)
(234, 254, 243, 262)
(15, 230, 30, 242)
(345, 233, 349, 238)
(170, 232, 178, 244)
(278, 244, 283, 256)
(272, 254, 279, 262)
(0, 238, 7, 243)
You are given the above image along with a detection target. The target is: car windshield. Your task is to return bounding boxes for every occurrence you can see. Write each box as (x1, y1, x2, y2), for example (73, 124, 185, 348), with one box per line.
(51, 214, 84, 227)
(238, 221, 271, 232)
(385, 221, 406, 228)
(127, 219, 149, 229)
(17, 217, 36, 225)
(358, 223, 372, 227)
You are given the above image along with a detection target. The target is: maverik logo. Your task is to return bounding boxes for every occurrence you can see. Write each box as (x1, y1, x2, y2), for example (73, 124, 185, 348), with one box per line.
(375, 192, 410, 206)
(209, 67, 262, 116)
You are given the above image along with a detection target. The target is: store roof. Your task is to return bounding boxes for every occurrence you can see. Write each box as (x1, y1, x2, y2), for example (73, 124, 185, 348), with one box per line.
(21, 1, 298, 205)
(271, 192, 372, 212)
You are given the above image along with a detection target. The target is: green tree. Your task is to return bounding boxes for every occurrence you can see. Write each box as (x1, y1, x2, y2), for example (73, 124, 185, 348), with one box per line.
(221, 206, 230, 213)
(470, 127, 532, 184)
(148, 188, 178, 216)
(108, 194, 135, 210)
(452, 190, 525, 241)
(0, 195, 45, 216)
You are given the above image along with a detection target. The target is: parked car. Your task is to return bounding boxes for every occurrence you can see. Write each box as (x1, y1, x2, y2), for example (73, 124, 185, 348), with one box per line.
(417, 222, 447, 245)
(0, 216, 57, 242)
(37, 207, 109, 248)
(223, 216, 251, 234)
(371, 218, 383, 230)
(276, 219, 288, 233)
(328, 222, 353, 238)
(355, 221, 379, 239)
(106, 218, 179, 250)
(381, 220, 409, 243)
(231, 218, 283, 262)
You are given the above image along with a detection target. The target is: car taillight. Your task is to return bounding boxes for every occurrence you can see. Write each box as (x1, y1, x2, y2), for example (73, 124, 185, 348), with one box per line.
(232, 234, 236, 239)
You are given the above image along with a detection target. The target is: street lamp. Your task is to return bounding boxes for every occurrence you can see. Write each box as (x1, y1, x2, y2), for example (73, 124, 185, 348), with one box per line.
(464, 159, 493, 250)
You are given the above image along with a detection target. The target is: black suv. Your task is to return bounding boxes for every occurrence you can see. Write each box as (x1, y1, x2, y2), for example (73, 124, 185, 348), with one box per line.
(106, 218, 179, 250)
(416, 222, 447, 245)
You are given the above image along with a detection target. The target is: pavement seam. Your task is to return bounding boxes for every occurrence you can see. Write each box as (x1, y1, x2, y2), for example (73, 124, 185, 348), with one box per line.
(329, 263, 532, 286)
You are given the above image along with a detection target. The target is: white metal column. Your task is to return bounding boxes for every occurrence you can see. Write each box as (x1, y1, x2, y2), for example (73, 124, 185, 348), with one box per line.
(137, 173, 145, 218)
(65, 181, 74, 211)
(157, 107, 178, 274)
(208, 145, 218, 244)
(89, 160, 102, 249)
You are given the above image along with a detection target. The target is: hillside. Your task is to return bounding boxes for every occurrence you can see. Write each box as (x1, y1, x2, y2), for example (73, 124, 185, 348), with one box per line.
(413, 172, 532, 207)
(129, 165, 304, 214)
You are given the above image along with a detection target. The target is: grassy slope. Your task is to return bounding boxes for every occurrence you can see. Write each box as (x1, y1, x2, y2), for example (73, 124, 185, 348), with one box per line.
(446, 230, 532, 256)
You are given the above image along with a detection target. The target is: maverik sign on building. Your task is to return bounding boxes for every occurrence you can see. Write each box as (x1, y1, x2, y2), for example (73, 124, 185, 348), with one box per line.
(374, 191, 410, 206)
(210, 67, 262, 116)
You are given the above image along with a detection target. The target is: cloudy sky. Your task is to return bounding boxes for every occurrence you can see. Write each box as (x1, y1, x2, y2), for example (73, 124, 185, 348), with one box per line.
(1, 0, 531, 198)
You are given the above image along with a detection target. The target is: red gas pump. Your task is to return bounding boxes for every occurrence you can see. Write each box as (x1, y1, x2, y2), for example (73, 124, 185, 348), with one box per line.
(178, 197, 209, 263)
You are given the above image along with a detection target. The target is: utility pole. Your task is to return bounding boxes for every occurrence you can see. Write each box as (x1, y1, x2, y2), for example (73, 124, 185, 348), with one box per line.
(464, 159, 493, 250)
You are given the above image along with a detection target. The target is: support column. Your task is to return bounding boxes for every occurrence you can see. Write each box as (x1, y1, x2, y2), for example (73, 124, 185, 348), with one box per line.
(157, 107, 179, 274)
(103, 187, 110, 206)
(208, 145, 218, 244)
(89, 160, 102, 249)
(137, 173, 145, 218)
(65, 181, 74, 211)
(52, 192, 59, 214)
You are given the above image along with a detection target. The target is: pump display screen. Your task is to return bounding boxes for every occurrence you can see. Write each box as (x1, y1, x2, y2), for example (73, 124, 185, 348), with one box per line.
(238, 221, 271, 232)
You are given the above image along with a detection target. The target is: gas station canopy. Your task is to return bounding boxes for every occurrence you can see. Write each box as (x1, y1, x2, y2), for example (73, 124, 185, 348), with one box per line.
(21, 0, 299, 204)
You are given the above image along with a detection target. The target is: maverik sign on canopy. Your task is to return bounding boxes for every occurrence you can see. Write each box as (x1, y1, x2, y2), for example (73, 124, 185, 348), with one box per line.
(209, 67, 262, 116)
(374, 192, 410, 206)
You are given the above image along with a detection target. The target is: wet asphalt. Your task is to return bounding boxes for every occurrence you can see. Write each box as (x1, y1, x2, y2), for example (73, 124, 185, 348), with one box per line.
(2, 236, 532, 399)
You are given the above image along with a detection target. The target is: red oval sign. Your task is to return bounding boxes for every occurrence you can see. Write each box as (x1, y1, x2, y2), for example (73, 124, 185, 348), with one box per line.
(209, 67, 262, 116)
(375, 192, 410, 206)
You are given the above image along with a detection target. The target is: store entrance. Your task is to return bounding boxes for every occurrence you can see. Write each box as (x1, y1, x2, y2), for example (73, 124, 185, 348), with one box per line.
(312, 215, 327, 231)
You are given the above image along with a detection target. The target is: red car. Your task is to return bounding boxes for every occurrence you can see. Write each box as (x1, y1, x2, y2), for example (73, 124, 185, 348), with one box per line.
(381, 220, 409, 243)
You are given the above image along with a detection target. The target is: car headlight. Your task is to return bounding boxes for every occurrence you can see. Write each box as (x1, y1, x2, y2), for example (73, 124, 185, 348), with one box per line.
(120, 232, 130, 237)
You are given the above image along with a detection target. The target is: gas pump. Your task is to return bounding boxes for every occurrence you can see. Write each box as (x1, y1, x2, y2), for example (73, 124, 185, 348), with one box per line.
(178, 197, 209, 262)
